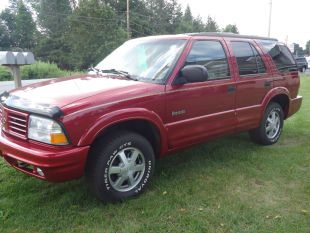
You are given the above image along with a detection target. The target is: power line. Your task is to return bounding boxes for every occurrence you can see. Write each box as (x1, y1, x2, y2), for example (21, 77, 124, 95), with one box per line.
(130, 20, 157, 35)
(43, 12, 125, 22)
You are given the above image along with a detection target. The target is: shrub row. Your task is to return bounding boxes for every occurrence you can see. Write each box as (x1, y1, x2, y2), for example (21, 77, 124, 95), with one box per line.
(0, 61, 79, 81)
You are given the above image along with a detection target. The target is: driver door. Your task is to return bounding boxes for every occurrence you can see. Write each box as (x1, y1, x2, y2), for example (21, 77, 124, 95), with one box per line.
(165, 39, 237, 149)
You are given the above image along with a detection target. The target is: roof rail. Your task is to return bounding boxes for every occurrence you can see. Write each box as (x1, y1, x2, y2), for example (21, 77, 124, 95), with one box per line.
(185, 32, 278, 41)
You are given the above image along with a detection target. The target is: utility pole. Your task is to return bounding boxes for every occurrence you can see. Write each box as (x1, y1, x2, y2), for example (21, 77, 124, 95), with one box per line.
(127, 0, 130, 39)
(268, 0, 272, 37)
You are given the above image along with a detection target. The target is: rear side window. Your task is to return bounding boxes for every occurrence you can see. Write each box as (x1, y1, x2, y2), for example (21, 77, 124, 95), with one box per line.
(259, 40, 296, 72)
(231, 41, 266, 76)
(185, 40, 230, 80)
(251, 44, 266, 73)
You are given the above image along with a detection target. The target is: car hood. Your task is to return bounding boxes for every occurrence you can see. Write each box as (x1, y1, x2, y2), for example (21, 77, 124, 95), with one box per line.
(4, 74, 161, 115)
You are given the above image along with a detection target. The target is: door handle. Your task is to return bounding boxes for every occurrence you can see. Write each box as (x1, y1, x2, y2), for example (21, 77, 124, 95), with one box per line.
(264, 80, 272, 88)
(227, 85, 236, 93)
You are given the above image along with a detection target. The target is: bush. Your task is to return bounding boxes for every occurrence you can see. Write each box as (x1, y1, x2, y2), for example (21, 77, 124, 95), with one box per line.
(0, 61, 79, 81)
(0, 66, 12, 81)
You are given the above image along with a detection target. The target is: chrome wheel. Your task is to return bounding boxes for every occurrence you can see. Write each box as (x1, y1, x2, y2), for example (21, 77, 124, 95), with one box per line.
(265, 110, 280, 139)
(108, 147, 145, 192)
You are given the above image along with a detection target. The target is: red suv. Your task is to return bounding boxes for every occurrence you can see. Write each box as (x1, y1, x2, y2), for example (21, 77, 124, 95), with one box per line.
(0, 33, 302, 202)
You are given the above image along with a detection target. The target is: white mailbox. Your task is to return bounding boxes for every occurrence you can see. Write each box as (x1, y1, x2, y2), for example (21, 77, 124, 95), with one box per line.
(23, 52, 35, 64)
(0, 51, 15, 65)
(13, 52, 26, 65)
(0, 51, 35, 88)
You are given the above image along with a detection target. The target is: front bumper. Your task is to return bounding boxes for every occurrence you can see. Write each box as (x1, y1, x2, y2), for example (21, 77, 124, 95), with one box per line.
(287, 95, 303, 118)
(0, 131, 90, 182)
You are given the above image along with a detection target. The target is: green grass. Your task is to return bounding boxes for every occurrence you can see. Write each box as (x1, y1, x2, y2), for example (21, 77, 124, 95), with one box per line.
(1, 76, 309, 233)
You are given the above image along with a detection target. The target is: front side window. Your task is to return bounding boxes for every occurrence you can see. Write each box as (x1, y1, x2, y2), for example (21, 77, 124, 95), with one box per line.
(96, 39, 187, 84)
(185, 40, 230, 80)
(258, 40, 296, 72)
(231, 41, 259, 76)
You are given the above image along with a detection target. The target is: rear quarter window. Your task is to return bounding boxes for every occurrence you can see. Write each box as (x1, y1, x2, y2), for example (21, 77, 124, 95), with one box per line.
(258, 40, 297, 72)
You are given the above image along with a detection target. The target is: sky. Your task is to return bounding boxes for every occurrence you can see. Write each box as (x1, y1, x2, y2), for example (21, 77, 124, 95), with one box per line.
(178, 0, 309, 48)
(0, 0, 309, 48)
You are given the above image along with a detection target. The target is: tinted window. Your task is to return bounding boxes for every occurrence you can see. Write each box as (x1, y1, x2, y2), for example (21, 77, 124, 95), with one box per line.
(259, 40, 296, 72)
(185, 40, 230, 80)
(231, 42, 258, 75)
(251, 44, 266, 73)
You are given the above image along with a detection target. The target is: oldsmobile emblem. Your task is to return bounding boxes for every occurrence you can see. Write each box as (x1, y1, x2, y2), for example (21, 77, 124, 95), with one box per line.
(172, 109, 186, 117)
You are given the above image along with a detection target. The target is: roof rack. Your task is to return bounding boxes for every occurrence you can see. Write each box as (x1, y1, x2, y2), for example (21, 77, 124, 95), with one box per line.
(185, 32, 278, 41)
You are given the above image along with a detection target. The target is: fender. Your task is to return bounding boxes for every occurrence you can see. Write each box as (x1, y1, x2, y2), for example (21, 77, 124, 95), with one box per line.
(260, 86, 290, 118)
(77, 108, 169, 156)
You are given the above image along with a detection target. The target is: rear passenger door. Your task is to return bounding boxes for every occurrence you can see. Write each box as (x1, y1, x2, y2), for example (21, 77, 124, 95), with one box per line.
(165, 39, 237, 148)
(227, 40, 273, 131)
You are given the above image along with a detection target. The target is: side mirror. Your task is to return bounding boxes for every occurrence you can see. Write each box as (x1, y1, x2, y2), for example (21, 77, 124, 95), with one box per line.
(173, 65, 209, 85)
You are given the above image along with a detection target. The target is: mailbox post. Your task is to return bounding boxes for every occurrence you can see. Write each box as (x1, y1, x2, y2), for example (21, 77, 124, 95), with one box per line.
(0, 51, 35, 88)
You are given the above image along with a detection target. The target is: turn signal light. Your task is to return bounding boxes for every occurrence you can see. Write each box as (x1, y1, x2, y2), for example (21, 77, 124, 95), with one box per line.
(50, 133, 68, 145)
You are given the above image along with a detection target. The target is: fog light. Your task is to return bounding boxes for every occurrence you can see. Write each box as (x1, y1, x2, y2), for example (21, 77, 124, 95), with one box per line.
(36, 168, 44, 176)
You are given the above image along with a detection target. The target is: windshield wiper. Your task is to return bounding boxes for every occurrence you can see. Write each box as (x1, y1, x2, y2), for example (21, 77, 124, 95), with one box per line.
(88, 67, 138, 81)
(88, 67, 102, 75)
(100, 69, 138, 81)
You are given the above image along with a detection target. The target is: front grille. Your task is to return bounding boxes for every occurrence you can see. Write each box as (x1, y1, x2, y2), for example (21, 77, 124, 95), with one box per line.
(1, 106, 28, 139)
(8, 113, 27, 138)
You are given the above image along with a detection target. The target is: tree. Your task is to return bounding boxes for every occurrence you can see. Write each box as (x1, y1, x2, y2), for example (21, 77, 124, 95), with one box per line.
(183, 5, 193, 22)
(205, 16, 219, 32)
(223, 24, 239, 34)
(0, 23, 11, 49)
(0, 9, 16, 48)
(0, 0, 239, 70)
(176, 5, 204, 33)
(66, 0, 127, 69)
(14, 0, 36, 49)
(33, 0, 73, 69)
(37, 0, 72, 35)
(293, 43, 304, 56)
(193, 15, 204, 32)
(306, 40, 310, 56)
(163, 0, 183, 33)
(0, 0, 36, 50)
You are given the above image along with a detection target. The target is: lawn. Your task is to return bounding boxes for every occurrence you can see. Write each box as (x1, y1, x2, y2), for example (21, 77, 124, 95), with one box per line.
(0, 75, 309, 233)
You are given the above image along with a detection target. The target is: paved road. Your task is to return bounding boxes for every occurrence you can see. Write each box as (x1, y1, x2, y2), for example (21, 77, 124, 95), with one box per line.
(0, 79, 51, 93)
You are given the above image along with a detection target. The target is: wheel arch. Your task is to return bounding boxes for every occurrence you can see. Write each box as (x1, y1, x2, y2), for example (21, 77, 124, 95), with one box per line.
(262, 87, 290, 119)
(78, 108, 168, 158)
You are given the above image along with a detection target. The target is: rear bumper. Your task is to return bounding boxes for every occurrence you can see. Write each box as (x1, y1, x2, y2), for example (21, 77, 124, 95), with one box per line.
(287, 95, 302, 118)
(0, 131, 90, 182)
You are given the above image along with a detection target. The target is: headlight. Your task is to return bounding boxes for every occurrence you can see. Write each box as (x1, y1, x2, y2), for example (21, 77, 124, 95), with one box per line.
(28, 115, 69, 145)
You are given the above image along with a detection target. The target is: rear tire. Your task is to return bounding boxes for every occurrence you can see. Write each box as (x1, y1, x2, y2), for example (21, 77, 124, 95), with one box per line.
(85, 130, 155, 203)
(249, 102, 284, 145)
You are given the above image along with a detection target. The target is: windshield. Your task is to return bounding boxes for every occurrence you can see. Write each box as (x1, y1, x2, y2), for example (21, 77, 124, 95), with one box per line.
(95, 38, 187, 84)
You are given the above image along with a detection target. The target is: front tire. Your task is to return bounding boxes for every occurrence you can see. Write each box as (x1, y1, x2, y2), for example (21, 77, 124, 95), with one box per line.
(249, 102, 284, 145)
(86, 130, 155, 202)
